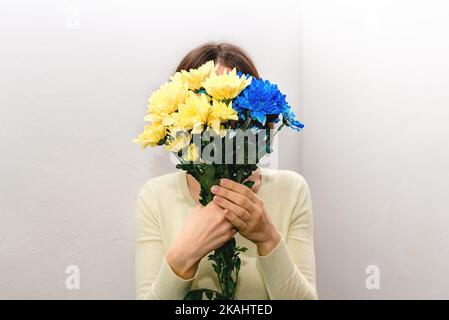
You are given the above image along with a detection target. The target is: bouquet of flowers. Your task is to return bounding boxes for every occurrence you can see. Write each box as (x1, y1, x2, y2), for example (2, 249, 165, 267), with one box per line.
(133, 61, 304, 300)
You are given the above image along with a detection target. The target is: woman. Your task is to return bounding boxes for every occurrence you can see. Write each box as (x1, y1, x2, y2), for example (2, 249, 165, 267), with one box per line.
(135, 42, 318, 300)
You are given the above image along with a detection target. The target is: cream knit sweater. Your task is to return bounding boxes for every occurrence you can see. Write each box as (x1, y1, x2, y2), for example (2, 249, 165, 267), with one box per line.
(135, 167, 318, 300)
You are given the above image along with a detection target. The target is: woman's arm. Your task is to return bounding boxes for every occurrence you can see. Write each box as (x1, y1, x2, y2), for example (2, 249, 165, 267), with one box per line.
(135, 181, 238, 300)
(135, 183, 198, 300)
(257, 177, 318, 300)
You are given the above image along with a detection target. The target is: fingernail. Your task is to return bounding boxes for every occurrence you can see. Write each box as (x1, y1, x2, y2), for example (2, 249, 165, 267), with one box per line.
(211, 185, 219, 192)
(219, 179, 226, 185)
(213, 195, 222, 202)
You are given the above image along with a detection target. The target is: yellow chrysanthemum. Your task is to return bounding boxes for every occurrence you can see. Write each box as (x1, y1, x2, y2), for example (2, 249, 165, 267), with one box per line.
(144, 80, 188, 123)
(208, 99, 238, 133)
(132, 123, 166, 150)
(170, 60, 215, 90)
(182, 143, 200, 162)
(165, 132, 191, 152)
(173, 91, 211, 134)
(201, 68, 252, 101)
(217, 125, 228, 137)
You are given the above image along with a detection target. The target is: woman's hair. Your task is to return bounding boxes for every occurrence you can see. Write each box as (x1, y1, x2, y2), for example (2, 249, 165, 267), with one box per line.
(176, 42, 260, 79)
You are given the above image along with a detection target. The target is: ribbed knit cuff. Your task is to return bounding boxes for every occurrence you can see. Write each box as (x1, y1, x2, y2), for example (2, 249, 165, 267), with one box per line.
(151, 256, 198, 300)
(257, 234, 296, 285)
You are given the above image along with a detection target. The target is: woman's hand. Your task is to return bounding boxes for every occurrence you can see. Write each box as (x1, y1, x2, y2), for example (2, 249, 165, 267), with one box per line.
(166, 202, 237, 279)
(211, 178, 281, 256)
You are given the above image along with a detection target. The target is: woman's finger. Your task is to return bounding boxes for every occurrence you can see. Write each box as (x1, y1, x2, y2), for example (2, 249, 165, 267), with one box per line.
(213, 195, 251, 222)
(211, 185, 257, 212)
(219, 178, 258, 202)
(224, 209, 248, 231)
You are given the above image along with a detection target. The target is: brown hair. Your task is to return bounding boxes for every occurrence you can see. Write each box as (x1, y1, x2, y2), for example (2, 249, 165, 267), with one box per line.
(176, 42, 260, 79)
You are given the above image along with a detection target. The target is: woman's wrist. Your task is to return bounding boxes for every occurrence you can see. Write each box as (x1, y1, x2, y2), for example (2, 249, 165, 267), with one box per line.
(256, 226, 281, 256)
(166, 244, 200, 280)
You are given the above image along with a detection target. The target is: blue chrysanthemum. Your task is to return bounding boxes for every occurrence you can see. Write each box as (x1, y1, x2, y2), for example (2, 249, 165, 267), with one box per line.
(233, 74, 303, 132)
(282, 109, 304, 131)
(233, 76, 289, 126)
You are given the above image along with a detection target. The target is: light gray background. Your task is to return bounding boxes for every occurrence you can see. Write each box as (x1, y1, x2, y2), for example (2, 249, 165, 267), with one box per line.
(0, 0, 448, 299)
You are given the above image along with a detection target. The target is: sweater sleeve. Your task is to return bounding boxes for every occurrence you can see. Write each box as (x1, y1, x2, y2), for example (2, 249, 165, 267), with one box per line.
(135, 182, 198, 300)
(257, 176, 318, 300)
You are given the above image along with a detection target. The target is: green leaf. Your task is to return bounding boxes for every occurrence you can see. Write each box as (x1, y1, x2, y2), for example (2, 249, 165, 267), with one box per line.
(243, 180, 255, 189)
(184, 289, 204, 300)
(235, 258, 241, 271)
(184, 289, 223, 300)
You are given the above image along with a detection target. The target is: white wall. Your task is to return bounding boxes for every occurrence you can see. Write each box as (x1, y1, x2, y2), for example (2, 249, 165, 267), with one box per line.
(0, 0, 301, 299)
(2, 0, 448, 300)
(301, 0, 449, 299)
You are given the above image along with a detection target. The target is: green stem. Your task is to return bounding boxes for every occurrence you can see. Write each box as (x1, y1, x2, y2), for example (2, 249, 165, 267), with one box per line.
(178, 163, 253, 300)
(241, 111, 252, 130)
(273, 122, 285, 137)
